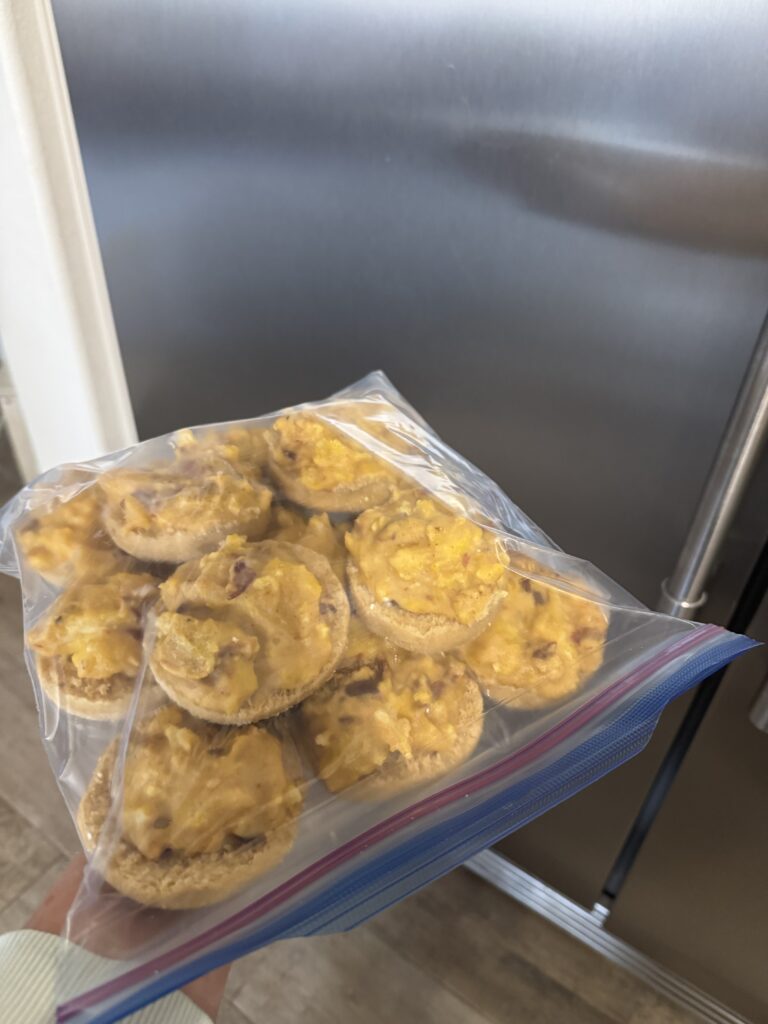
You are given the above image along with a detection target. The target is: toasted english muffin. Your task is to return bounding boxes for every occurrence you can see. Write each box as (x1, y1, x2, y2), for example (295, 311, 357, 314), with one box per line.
(36, 655, 137, 721)
(265, 409, 401, 513)
(150, 538, 349, 724)
(17, 487, 134, 587)
(77, 705, 302, 909)
(100, 453, 273, 564)
(298, 618, 483, 798)
(462, 560, 608, 709)
(174, 424, 269, 481)
(347, 562, 505, 655)
(27, 572, 158, 719)
(345, 494, 508, 654)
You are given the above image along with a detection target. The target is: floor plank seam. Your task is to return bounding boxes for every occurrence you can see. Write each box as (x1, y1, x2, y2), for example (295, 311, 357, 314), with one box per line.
(0, 788, 76, 861)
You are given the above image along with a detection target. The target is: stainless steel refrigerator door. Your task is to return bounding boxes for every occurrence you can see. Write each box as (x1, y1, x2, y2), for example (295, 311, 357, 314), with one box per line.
(53, 0, 768, 1008)
(52, 0, 768, 593)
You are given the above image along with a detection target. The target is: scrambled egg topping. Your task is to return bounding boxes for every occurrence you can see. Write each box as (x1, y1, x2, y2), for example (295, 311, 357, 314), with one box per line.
(152, 537, 333, 713)
(100, 462, 271, 536)
(154, 613, 261, 710)
(18, 488, 129, 584)
(462, 564, 607, 701)
(301, 618, 472, 792)
(121, 705, 302, 859)
(346, 495, 507, 624)
(28, 572, 157, 679)
(268, 409, 401, 492)
(269, 506, 348, 581)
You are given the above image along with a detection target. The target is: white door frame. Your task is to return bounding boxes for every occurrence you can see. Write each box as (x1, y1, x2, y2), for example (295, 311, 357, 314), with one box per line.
(0, 0, 137, 480)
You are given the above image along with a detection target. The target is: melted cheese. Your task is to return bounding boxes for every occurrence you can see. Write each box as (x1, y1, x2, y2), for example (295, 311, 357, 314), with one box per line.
(121, 705, 301, 859)
(302, 621, 472, 791)
(18, 488, 129, 584)
(174, 425, 268, 480)
(101, 464, 270, 536)
(28, 572, 157, 679)
(269, 410, 400, 492)
(462, 568, 607, 700)
(346, 495, 507, 624)
(153, 539, 333, 714)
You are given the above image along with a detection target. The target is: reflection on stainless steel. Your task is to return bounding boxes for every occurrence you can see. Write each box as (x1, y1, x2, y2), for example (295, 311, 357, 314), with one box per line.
(453, 127, 768, 255)
(467, 850, 752, 1024)
(658, 315, 768, 618)
(749, 671, 768, 733)
(49, 7, 768, 602)
(51, 0, 768, 609)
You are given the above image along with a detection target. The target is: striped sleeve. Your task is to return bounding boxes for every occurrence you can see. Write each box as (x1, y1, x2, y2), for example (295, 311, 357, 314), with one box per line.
(0, 929, 212, 1023)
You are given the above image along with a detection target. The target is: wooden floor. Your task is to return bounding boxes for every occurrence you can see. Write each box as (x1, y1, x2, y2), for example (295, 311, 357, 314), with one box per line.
(0, 454, 700, 1023)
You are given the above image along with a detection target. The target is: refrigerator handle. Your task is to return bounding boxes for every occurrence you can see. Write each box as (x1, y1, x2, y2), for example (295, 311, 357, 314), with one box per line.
(596, 310, 768, 914)
(659, 307, 768, 618)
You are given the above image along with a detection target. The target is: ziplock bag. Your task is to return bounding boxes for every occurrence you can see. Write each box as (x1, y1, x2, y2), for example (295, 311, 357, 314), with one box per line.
(0, 371, 757, 1024)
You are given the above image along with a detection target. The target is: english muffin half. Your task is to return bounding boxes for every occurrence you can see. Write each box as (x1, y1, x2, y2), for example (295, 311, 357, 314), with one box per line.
(345, 493, 507, 654)
(461, 558, 608, 709)
(77, 704, 302, 909)
(150, 537, 349, 724)
(265, 407, 404, 513)
(100, 443, 273, 564)
(298, 617, 484, 798)
(173, 424, 269, 481)
(17, 487, 134, 587)
(28, 572, 158, 720)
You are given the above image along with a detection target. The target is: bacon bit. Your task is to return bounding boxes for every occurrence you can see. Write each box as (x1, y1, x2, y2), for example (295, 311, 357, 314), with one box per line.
(345, 658, 386, 696)
(227, 558, 256, 598)
(283, 449, 297, 461)
(228, 833, 265, 850)
(532, 641, 557, 659)
(346, 677, 381, 697)
(572, 627, 601, 644)
(521, 578, 532, 593)
(532, 589, 547, 605)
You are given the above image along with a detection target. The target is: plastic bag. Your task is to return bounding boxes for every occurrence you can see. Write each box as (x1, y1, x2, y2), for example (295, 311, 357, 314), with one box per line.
(0, 371, 757, 1024)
